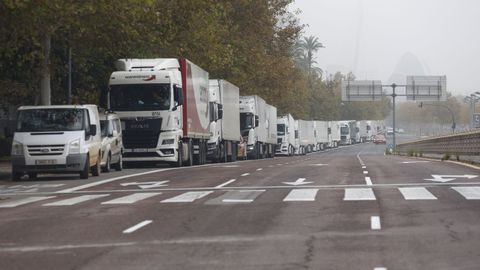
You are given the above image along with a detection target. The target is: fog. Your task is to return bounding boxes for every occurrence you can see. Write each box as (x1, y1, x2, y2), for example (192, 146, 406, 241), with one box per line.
(291, 0, 480, 96)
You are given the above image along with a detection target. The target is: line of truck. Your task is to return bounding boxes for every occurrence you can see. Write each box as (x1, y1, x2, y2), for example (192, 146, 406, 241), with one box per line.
(10, 58, 385, 179)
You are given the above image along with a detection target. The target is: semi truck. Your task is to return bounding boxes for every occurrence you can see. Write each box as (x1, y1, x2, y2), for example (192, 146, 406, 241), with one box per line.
(298, 120, 316, 153)
(11, 105, 102, 180)
(108, 58, 210, 167)
(339, 120, 357, 145)
(276, 114, 295, 156)
(239, 95, 277, 159)
(314, 121, 329, 151)
(207, 79, 240, 162)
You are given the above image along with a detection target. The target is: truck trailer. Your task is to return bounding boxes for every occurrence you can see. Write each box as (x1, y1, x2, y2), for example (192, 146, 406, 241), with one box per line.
(207, 79, 240, 162)
(108, 58, 210, 167)
(329, 121, 341, 148)
(298, 120, 316, 153)
(314, 121, 329, 151)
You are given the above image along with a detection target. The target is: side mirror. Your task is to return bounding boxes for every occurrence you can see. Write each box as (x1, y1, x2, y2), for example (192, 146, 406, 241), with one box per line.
(174, 86, 183, 106)
(254, 115, 259, 127)
(209, 102, 216, 122)
(172, 101, 179, 111)
(327, 127, 331, 134)
(218, 104, 224, 120)
(88, 124, 97, 136)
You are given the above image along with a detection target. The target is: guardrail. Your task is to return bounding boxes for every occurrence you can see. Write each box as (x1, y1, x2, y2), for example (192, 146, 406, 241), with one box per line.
(396, 130, 480, 156)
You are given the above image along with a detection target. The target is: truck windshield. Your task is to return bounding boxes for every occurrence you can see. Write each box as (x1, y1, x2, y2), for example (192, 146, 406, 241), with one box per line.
(17, 109, 85, 132)
(240, 113, 254, 131)
(277, 124, 285, 135)
(110, 84, 171, 111)
(340, 126, 350, 135)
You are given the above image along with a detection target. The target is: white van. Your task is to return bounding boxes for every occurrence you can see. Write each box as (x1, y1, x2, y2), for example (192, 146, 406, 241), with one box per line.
(99, 111, 123, 172)
(11, 105, 102, 180)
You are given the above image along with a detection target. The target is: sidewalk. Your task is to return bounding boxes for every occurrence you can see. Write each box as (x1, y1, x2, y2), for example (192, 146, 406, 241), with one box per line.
(0, 160, 11, 181)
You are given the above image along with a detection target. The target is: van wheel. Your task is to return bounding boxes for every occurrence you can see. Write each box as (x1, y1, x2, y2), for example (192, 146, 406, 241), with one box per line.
(102, 153, 111, 173)
(12, 170, 23, 181)
(114, 154, 123, 171)
(80, 156, 89, 179)
(91, 152, 101, 176)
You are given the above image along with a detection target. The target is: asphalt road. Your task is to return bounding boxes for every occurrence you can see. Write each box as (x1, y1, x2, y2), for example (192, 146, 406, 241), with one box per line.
(1, 142, 480, 270)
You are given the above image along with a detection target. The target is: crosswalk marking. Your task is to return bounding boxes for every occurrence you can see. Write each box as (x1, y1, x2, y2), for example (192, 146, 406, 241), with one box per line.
(283, 189, 318, 202)
(399, 187, 437, 200)
(221, 190, 265, 203)
(43, 194, 109, 206)
(0, 196, 56, 208)
(452, 187, 480, 200)
(344, 188, 376, 201)
(101, 193, 161, 205)
(161, 191, 213, 203)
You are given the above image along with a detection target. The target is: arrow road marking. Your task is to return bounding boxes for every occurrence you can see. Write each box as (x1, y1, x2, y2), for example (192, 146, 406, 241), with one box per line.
(424, 174, 478, 183)
(282, 178, 313, 186)
(121, 181, 170, 189)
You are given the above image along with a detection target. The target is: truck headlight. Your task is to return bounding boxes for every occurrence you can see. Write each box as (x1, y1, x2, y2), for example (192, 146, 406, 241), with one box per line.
(11, 140, 24, 156)
(69, 139, 80, 154)
(162, 139, 175, 145)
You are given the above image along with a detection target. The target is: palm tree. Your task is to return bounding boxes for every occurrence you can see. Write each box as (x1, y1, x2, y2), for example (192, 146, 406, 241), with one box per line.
(295, 36, 325, 78)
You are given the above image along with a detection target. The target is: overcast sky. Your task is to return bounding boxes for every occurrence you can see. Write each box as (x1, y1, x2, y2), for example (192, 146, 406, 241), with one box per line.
(290, 0, 480, 96)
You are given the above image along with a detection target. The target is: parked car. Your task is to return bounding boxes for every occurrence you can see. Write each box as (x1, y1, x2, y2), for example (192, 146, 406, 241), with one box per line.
(99, 111, 123, 172)
(373, 134, 387, 144)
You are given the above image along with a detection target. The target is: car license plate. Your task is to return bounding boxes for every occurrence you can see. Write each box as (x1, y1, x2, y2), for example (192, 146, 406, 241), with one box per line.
(36, 159, 56, 165)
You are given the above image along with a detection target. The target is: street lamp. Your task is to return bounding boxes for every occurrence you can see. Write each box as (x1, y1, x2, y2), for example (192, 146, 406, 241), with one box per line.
(419, 102, 456, 134)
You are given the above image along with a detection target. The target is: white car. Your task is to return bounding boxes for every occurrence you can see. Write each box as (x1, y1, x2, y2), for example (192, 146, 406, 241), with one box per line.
(99, 111, 123, 172)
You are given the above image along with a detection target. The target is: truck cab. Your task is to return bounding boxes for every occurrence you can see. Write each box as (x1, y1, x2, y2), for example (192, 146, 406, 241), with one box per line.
(11, 105, 102, 180)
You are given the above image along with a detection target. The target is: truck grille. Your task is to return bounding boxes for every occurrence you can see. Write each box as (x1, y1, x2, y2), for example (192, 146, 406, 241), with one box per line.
(27, 144, 65, 156)
(123, 131, 159, 148)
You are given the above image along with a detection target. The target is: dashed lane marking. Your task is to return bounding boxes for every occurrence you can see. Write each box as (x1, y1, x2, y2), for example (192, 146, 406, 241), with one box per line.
(161, 191, 213, 203)
(215, 179, 236, 189)
(398, 187, 437, 200)
(365, 177, 373, 186)
(241, 173, 250, 177)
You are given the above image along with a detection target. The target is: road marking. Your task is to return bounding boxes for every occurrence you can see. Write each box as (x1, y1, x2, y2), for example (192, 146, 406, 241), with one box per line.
(283, 178, 313, 186)
(241, 173, 250, 177)
(363, 171, 368, 174)
(123, 220, 152, 234)
(101, 193, 161, 205)
(402, 161, 429, 164)
(56, 168, 171, 193)
(374, 268, 387, 270)
(161, 191, 213, 203)
(371, 216, 381, 230)
(204, 190, 265, 204)
(121, 181, 169, 189)
(425, 174, 478, 183)
(398, 187, 437, 200)
(356, 151, 365, 166)
(256, 168, 263, 171)
(344, 188, 376, 201)
(362, 166, 366, 169)
(365, 177, 373, 186)
(452, 186, 480, 199)
(215, 179, 236, 189)
(0, 196, 56, 208)
(44, 194, 109, 206)
(283, 189, 318, 202)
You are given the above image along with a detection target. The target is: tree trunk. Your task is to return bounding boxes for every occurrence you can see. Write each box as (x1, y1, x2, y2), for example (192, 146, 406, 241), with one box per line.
(40, 31, 51, 105)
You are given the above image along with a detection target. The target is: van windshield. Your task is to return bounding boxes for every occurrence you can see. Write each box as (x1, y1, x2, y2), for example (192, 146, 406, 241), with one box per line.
(110, 84, 171, 111)
(17, 109, 86, 132)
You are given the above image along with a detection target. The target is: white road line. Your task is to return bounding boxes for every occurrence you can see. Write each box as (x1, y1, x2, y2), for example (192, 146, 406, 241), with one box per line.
(123, 220, 152, 234)
(161, 191, 213, 203)
(56, 168, 171, 193)
(362, 166, 367, 169)
(0, 196, 56, 208)
(356, 151, 365, 166)
(363, 171, 368, 174)
(452, 186, 480, 199)
(221, 190, 265, 203)
(365, 177, 373, 186)
(374, 267, 387, 270)
(241, 173, 250, 177)
(283, 189, 318, 202)
(256, 168, 263, 171)
(399, 187, 437, 200)
(101, 193, 161, 205)
(371, 216, 381, 230)
(44, 194, 109, 206)
(344, 188, 376, 201)
(215, 179, 236, 189)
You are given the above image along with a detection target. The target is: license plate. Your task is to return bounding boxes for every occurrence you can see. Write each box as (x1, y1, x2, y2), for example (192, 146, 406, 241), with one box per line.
(36, 159, 56, 165)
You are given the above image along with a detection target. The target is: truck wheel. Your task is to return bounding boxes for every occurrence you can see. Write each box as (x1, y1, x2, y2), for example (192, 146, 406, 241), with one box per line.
(91, 152, 101, 176)
(12, 170, 23, 181)
(114, 154, 123, 171)
(102, 153, 111, 173)
(80, 155, 89, 179)
(28, 173, 37, 180)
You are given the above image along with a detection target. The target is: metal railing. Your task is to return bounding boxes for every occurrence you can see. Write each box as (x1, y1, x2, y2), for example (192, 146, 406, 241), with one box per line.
(396, 130, 480, 155)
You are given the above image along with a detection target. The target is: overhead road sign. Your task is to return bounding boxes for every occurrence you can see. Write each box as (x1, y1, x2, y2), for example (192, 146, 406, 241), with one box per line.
(341, 80, 383, 101)
(406, 75, 446, 101)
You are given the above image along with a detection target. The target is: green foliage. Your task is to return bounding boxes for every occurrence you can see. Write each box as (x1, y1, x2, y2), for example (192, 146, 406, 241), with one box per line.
(442, 153, 451, 161)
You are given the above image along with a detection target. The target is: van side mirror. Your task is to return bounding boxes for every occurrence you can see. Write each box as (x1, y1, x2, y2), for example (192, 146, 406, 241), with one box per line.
(88, 124, 97, 136)
(254, 115, 259, 127)
(218, 104, 223, 120)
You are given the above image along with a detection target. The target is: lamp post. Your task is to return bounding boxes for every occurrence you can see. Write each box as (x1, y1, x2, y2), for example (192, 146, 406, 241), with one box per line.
(418, 102, 456, 134)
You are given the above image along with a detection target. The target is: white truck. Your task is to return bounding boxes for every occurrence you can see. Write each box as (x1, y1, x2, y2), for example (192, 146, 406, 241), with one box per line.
(339, 120, 357, 145)
(328, 121, 341, 148)
(358, 120, 368, 143)
(298, 120, 316, 153)
(11, 105, 102, 180)
(276, 114, 295, 156)
(239, 95, 277, 159)
(314, 121, 329, 151)
(109, 58, 210, 167)
(207, 79, 240, 162)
